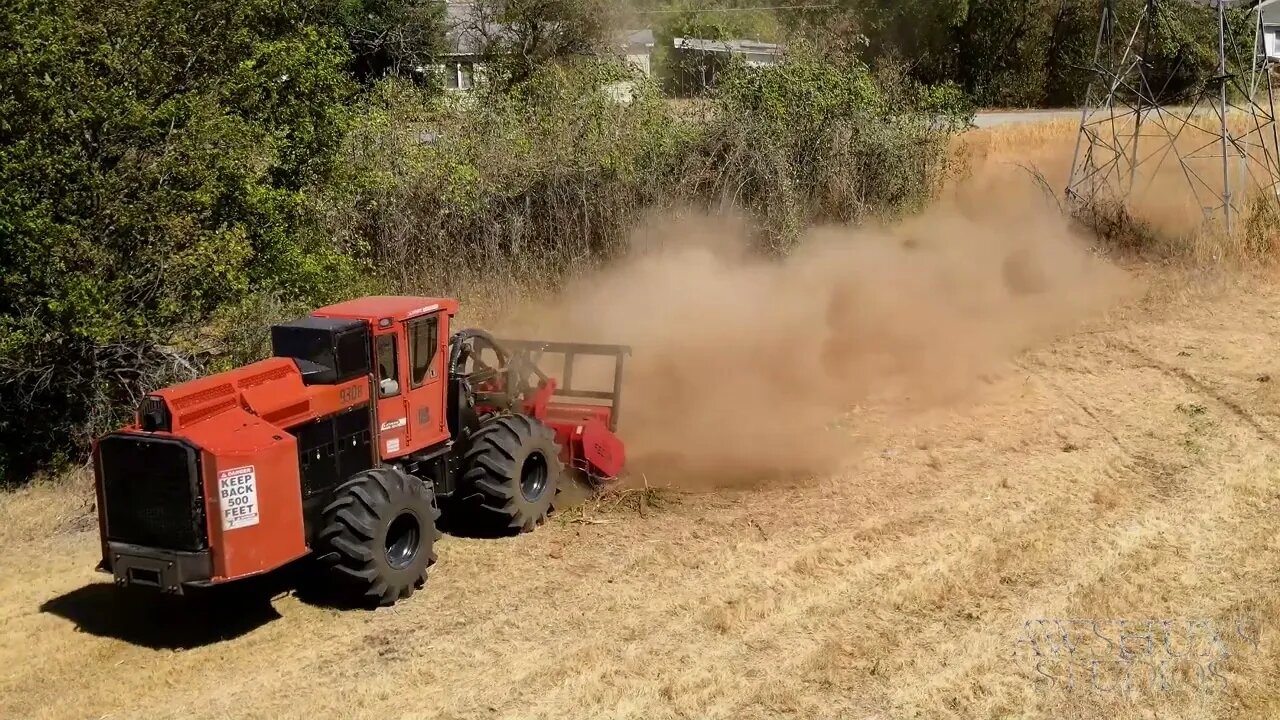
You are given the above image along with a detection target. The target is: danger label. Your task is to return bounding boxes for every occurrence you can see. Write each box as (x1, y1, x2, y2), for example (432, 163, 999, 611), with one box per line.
(218, 466, 260, 531)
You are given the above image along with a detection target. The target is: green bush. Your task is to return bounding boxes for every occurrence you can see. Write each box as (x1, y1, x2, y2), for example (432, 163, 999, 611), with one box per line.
(320, 58, 691, 300)
(322, 51, 968, 291)
(0, 0, 362, 483)
(782, 0, 1253, 108)
(697, 52, 972, 250)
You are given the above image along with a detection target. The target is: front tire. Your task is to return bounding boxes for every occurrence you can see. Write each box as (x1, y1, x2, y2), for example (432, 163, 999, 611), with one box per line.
(461, 415, 563, 533)
(319, 467, 441, 607)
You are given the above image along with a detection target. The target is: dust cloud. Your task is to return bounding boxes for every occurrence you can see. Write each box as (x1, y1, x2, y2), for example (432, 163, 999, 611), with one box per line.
(499, 190, 1137, 489)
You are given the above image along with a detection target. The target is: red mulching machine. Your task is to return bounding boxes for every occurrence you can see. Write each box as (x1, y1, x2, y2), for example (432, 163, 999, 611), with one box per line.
(91, 296, 628, 606)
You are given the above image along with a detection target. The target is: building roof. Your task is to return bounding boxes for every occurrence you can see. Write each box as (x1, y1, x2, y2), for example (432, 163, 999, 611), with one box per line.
(672, 37, 785, 56)
(623, 29, 655, 48)
(441, 3, 778, 60)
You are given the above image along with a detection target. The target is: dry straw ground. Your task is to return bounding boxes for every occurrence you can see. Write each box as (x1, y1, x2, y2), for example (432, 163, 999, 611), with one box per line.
(2, 122, 1279, 720)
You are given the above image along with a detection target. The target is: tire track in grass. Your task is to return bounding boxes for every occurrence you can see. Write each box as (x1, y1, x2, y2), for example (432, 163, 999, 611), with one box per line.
(187, 389, 1058, 718)
(693, 359, 1244, 718)
(502, 374, 1181, 718)
(818, 355, 1280, 719)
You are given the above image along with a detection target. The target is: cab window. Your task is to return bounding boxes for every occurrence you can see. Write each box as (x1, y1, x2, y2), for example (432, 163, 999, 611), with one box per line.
(408, 316, 439, 388)
(376, 335, 400, 397)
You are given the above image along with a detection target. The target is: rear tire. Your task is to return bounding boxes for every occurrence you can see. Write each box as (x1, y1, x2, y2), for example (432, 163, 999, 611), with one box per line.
(319, 467, 441, 607)
(461, 415, 563, 533)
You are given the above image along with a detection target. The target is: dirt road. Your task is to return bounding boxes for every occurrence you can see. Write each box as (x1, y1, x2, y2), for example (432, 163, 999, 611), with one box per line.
(974, 109, 1081, 128)
(971, 106, 1227, 128)
(1, 267, 1277, 720)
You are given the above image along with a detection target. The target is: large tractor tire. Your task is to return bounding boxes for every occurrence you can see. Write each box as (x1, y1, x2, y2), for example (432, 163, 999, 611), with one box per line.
(461, 414, 564, 533)
(318, 467, 441, 607)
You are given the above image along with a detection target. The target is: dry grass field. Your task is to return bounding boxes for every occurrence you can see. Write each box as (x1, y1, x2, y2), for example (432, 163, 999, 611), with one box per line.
(2, 122, 1280, 720)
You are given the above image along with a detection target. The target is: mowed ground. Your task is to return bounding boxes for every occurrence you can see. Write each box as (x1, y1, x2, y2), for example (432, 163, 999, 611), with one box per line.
(2, 265, 1280, 719)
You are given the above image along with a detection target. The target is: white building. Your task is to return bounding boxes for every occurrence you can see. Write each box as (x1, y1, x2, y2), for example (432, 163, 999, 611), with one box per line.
(672, 37, 785, 68)
(428, 4, 657, 93)
(1262, 0, 1280, 60)
(423, 3, 782, 96)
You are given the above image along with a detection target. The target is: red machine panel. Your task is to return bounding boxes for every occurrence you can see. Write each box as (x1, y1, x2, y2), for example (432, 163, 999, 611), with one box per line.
(372, 309, 451, 461)
(579, 418, 625, 479)
(184, 408, 308, 582)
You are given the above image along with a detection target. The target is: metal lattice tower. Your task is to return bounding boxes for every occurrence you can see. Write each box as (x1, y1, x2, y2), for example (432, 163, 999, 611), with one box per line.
(1066, 0, 1280, 236)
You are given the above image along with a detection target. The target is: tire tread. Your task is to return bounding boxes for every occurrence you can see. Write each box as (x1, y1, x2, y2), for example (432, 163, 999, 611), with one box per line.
(320, 467, 441, 607)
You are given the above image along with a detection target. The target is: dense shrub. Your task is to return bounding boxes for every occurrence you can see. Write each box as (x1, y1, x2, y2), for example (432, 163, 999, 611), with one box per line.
(785, 0, 1252, 108)
(322, 52, 970, 293)
(698, 53, 972, 249)
(646, 0, 1250, 107)
(0, 0, 364, 481)
(320, 58, 689, 301)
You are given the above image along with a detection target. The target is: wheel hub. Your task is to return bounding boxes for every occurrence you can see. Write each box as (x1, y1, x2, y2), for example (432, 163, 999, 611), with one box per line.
(520, 452, 549, 502)
(385, 512, 422, 570)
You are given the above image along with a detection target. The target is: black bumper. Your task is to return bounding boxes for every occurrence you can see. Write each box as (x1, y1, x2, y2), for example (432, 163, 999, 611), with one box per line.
(101, 542, 213, 594)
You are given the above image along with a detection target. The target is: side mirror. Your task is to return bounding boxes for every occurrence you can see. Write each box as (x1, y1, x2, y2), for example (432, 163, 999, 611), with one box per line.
(379, 377, 400, 397)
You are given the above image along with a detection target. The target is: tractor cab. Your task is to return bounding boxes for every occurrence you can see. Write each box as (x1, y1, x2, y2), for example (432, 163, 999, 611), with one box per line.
(295, 295, 460, 461)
